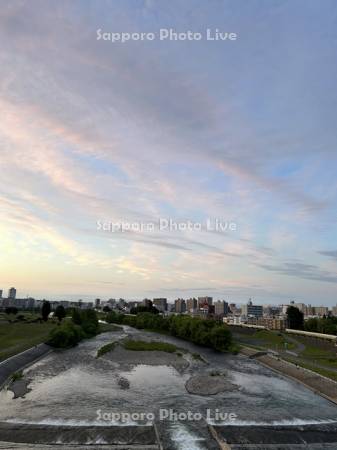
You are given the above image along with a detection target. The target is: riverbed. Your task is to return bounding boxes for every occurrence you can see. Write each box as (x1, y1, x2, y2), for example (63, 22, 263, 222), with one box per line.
(1, 326, 336, 449)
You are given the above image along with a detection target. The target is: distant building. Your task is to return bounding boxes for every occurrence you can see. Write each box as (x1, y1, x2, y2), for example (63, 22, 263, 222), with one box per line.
(95, 298, 101, 308)
(257, 317, 287, 331)
(313, 306, 329, 317)
(142, 298, 152, 308)
(186, 298, 198, 313)
(107, 298, 116, 307)
(0, 290, 2, 299)
(229, 303, 241, 315)
(281, 304, 290, 315)
(241, 299, 263, 318)
(175, 298, 186, 313)
(306, 305, 314, 316)
(153, 298, 167, 312)
(332, 306, 337, 317)
(263, 305, 282, 317)
(8, 287, 16, 300)
(214, 300, 229, 317)
(198, 296, 213, 308)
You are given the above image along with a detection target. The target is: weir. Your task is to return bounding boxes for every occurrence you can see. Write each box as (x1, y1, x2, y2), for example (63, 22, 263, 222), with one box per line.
(0, 422, 161, 449)
(210, 423, 337, 449)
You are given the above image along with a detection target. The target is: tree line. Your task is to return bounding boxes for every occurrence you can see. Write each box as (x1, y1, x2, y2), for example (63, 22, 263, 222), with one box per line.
(105, 311, 233, 352)
(287, 305, 337, 335)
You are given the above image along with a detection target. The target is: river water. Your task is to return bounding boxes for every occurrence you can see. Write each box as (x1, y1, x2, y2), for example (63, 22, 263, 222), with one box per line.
(1, 326, 336, 449)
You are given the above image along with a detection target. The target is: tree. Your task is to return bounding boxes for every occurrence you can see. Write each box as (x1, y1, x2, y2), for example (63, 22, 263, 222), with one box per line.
(209, 326, 232, 352)
(287, 306, 304, 330)
(130, 305, 159, 315)
(5, 307, 18, 315)
(41, 301, 51, 322)
(72, 308, 82, 325)
(103, 305, 111, 313)
(55, 305, 66, 322)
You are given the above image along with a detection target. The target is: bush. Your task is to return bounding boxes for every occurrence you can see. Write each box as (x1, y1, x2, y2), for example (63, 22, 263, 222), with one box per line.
(48, 321, 84, 348)
(48, 309, 99, 348)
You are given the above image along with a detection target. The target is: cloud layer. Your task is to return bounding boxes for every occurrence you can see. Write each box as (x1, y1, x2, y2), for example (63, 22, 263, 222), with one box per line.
(0, 0, 337, 304)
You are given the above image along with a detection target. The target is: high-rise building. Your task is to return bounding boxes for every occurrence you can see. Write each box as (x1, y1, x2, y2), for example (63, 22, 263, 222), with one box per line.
(241, 299, 263, 318)
(175, 298, 186, 313)
(95, 298, 101, 308)
(198, 296, 213, 308)
(142, 298, 152, 308)
(153, 298, 167, 312)
(8, 287, 16, 300)
(0, 290, 2, 299)
(186, 298, 198, 313)
(214, 300, 229, 317)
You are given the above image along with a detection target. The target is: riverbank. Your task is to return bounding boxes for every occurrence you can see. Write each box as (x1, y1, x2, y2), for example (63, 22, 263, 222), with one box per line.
(0, 344, 52, 391)
(240, 346, 337, 405)
(0, 321, 56, 362)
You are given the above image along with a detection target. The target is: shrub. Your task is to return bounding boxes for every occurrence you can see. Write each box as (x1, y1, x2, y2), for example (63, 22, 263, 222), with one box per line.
(48, 321, 84, 348)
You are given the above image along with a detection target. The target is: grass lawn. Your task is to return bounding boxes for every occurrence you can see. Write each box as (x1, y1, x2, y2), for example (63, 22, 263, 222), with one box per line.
(0, 321, 57, 361)
(235, 329, 296, 351)
(283, 357, 337, 382)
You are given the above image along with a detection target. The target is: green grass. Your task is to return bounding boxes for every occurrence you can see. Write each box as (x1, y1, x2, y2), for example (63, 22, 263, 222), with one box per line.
(99, 323, 123, 333)
(11, 371, 23, 382)
(96, 342, 117, 358)
(235, 329, 295, 351)
(123, 339, 178, 353)
(0, 321, 57, 361)
(284, 358, 337, 382)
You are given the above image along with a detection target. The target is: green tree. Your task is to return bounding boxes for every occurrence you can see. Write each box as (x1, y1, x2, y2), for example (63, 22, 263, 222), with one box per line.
(41, 301, 51, 322)
(72, 308, 82, 325)
(55, 305, 66, 322)
(209, 326, 232, 351)
(287, 306, 304, 330)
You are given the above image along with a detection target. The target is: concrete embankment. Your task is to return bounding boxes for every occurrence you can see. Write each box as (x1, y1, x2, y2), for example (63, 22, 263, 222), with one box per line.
(210, 423, 337, 449)
(0, 344, 52, 390)
(0, 422, 161, 449)
(240, 346, 337, 405)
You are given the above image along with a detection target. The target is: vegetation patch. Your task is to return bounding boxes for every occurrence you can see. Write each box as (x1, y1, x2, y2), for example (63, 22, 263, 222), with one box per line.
(123, 339, 178, 353)
(11, 371, 23, 382)
(97, 341, 117, 358)
(48, 309, 99, 348)
(0, 322, 56, 362)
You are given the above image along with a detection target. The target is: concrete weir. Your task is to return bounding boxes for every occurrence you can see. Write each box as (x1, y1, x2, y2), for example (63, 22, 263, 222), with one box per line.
(0, 422, 161, 449)
(209, 423, 337, 449)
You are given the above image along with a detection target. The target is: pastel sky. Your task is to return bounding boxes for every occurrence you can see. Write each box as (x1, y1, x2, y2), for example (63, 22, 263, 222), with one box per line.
(1, 0, 337, 305)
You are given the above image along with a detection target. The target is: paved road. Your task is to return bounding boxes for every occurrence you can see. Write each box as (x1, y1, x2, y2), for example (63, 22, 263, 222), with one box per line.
(0, 344, 52, 390)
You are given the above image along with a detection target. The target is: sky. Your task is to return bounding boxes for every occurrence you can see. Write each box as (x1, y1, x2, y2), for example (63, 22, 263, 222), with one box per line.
(0, 0, 337, 305)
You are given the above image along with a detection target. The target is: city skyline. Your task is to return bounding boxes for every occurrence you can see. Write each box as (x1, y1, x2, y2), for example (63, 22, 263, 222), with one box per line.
(1, 1, 337, 305)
